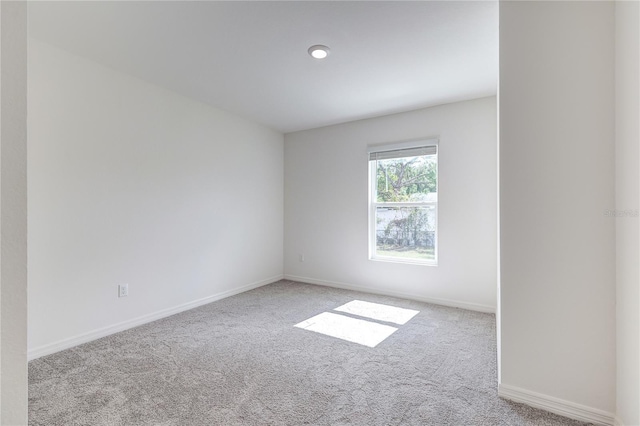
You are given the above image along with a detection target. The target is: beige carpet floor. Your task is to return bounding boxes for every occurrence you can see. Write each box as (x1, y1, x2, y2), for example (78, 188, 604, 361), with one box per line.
(29, 280, 589, 425)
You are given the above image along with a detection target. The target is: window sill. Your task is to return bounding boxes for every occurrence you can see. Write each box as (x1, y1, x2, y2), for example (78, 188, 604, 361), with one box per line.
(369, 256, 438, 267)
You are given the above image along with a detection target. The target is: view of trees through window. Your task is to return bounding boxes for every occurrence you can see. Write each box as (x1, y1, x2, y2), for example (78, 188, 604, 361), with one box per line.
(373, 152, 437, 262)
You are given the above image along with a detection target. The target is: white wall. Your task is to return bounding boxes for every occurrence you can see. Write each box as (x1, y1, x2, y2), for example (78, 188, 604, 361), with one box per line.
(1, 2, 28, 424)
(284, 97, 497, 312)
(615, 1, 640, 425)
(499, 0, 616, 421)
(28, 40, 284, 357)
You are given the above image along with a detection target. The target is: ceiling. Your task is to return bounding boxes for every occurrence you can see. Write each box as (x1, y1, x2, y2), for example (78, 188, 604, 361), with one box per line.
(28, 1, 498, 133)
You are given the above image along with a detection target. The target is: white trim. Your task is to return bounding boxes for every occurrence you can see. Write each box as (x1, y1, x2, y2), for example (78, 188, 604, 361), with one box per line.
(614, 415, 624, 426)
(498, 383, 615, 426)
(369, 158, 378, 260)
(283, 274, 495, 313)
(28, 274, 284, 361)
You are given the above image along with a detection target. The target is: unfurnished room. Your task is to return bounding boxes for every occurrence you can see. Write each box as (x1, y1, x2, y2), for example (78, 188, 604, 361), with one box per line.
(0, 1, 638, 425)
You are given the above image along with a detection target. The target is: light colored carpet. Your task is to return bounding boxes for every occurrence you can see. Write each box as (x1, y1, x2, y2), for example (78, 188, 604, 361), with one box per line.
(29, 280, 588, 425)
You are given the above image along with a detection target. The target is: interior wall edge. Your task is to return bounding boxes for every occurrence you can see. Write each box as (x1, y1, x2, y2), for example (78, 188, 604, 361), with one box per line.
(0, 1, 29, 424)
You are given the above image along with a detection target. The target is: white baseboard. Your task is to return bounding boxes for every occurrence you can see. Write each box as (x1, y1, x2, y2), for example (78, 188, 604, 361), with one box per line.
(498, 383, 615, 426)
(283, 274, 496, 313)
(28, 274, 284, 361)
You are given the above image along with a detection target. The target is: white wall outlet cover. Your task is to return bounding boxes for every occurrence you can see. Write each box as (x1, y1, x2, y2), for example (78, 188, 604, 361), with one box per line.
(118, 284, 129, 298)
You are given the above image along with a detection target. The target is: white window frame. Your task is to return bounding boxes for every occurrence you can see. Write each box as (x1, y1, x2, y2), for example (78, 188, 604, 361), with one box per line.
(368, 138, 439, 266)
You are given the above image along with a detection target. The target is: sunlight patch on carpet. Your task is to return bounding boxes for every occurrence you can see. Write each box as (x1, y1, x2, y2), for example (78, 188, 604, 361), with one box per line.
(294, 312, 397, 348)
(333, 300, 419, 325)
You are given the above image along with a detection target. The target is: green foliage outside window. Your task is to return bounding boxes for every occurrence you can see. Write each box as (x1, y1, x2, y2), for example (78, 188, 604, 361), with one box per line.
(376, 156, 437, 202)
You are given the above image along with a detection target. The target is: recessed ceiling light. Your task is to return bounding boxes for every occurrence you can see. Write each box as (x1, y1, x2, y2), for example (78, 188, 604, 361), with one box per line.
(308, 45, 330, 59)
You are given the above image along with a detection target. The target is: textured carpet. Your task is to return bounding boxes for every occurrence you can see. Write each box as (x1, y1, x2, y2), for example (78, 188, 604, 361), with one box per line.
(29, 280, 588, 426)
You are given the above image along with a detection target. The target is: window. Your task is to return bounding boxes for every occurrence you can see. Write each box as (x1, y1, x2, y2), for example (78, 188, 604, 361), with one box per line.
(368, 140, 438, 265)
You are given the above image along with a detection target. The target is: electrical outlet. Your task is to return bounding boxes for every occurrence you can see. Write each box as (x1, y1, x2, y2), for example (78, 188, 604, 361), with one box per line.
(118, 284, 129, 298)
(299, 254, 305, 262)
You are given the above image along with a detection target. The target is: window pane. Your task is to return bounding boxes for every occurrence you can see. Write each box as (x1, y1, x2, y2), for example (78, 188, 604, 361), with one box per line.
(375, 206, 435, 261)
(375, 155, 437, 203)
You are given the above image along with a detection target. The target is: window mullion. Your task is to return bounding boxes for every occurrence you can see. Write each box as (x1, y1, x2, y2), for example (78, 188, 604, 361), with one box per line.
(373, 202, 435, 208)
